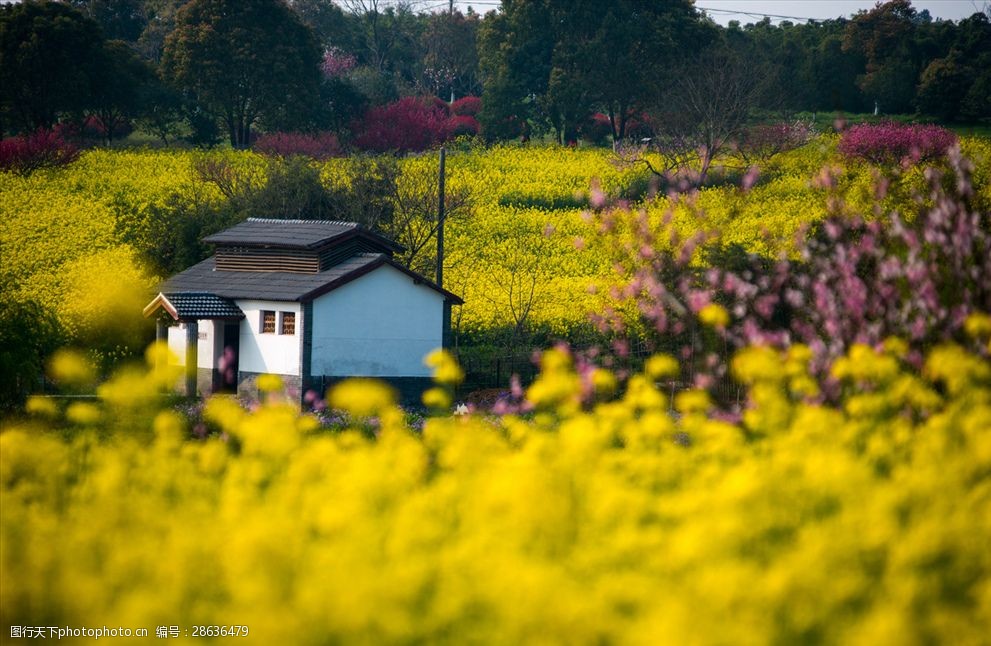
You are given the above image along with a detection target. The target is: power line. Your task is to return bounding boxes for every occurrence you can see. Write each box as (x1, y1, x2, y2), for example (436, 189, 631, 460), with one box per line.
(694, 5, 829, 23)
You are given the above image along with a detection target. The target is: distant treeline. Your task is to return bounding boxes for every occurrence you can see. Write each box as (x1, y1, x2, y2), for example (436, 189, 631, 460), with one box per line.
(1, 0, 989, 148)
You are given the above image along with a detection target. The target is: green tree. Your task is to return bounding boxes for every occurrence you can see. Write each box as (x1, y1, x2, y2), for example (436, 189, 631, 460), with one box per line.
(70, 0, 148, 42)
(921, 12, 991, 122)
(161, 0, 323, 147)
(916, 54, 970, 121)
(135, 70, 185, 144)
(811, 29, 866, 112)
(421, 10, 481, 101)
(0, 1, 105, 132)
(585, 0, 712, 139)
(962, 66, 991, 122)
(843, 0, 921, 114)
(288, 0, 357, 50)
(90, 39, 156, 143)
(477, 1, 554, 141)
(134, 0, 190, 60)
(478, 0, 709, 144)
(0, 294, 62, 411)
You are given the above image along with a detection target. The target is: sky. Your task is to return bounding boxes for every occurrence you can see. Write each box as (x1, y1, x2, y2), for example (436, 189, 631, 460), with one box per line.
(0, 0, 984, 23)
(445, 0, 989, 23)
(666, 1, 986, 26)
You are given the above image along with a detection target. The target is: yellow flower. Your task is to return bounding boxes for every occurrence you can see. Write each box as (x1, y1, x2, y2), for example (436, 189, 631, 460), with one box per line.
(424, 349, 465, 386)
(698, 303, 730, 328)
(48, 349, 95, 388)
(624, 375, 667, 411)
(732, 345, 784, 384)
(256, 374, 284, 394)
(153, 411, 185, 446)
(203, 397, 246, 433)
(422, 387, 452, 410)
(675, 389, 711, 415)
(539, 347, 572, 373)
(881, 337, 909, 358)
(644, 354, 680, 380)
(25, 395, 58, 418)
(65, 402, 101, 425)
(328, 378, 397, 418)
(590, 368, 617, 398)
(831, 344, 899, 383)
(964, 313, 991, 339)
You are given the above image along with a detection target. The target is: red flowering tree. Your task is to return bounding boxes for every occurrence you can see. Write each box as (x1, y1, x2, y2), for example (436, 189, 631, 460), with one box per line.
(448, 115, 480, 138)
(838, 122, 957, 166)
(352, 97, 453, 153)
(0, 129, 80, 175)
(451, 96, 482, 117)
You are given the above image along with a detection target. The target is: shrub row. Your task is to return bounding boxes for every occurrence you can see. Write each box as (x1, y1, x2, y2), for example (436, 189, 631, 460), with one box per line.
(838, 121, 957, 165)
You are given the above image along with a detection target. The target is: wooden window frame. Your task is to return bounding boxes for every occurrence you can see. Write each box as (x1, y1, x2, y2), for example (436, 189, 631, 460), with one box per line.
(279, 311, 296, 336)
(261, 310, 276, 334)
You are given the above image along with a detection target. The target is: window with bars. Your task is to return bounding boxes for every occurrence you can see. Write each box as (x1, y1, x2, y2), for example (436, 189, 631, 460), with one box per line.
(280, 312, 296, 335)
(261, 310, 276, 333)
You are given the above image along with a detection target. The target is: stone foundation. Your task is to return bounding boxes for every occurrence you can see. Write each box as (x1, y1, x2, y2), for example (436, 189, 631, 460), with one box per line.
(307, 376, 434, 408)
(172, 370, 429, 409)
(197, 368, 213, 397)
(237, 371, 303, 402)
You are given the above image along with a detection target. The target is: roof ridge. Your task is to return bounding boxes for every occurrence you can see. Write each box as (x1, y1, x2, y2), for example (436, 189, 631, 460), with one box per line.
(245, 217, 358, 228)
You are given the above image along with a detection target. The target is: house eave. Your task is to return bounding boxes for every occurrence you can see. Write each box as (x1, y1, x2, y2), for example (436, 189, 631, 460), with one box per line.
(298, 256, 464, 304)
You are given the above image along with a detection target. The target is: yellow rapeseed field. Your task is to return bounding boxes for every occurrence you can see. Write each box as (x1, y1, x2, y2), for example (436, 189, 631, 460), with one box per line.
(2, 137, 990, 340)
(3, 140, 991, 643)
(3, 326, 991, 644)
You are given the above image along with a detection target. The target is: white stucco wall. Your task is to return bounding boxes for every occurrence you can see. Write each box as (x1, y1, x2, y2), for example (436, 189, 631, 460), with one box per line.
(310, 264, 444, 377)
(167, 320, 217, 370)
(235, 300, 301, 376)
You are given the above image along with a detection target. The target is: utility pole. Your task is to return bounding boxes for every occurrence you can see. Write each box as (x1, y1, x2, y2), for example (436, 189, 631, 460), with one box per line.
(436, 146, 446, 288)
(449, 0, 455, 101)
(437, 146, 452, 349)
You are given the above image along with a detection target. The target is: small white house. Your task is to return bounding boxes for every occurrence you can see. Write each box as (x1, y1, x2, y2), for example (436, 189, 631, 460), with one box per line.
(143, 218, 462, 401)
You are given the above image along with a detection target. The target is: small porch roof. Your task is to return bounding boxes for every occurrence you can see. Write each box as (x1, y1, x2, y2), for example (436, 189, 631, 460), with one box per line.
(143, 292, 245, 322)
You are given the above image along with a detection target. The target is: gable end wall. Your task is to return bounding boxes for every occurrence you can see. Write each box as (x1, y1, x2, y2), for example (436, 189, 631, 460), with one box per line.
(310, 264, 444, 378)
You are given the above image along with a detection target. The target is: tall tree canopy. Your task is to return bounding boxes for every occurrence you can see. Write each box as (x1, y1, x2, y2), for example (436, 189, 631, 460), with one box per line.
(161, 0, 322, 147)
(843, 0, 922, 113)
(0, 1, 106, 131)
(69, 0, 149, 42)
(478, 0, 711, 143)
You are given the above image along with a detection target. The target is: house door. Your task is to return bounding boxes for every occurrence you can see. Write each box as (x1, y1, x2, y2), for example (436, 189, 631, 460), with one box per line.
(216, 322, 241, 393)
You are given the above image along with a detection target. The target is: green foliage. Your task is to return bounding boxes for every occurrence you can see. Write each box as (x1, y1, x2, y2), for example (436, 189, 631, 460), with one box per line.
(251, 157, 338, 221)
(916, 56, 968, 121)
(161, 0, 323, 147)
(134, 70, 185, 144)
(478, 0, 711, 143)
(497, 191, 588, 211)
(0, 1, 106, 131)
(0, 294, 62, 411)
(69, 0, 149, 42)
(89, 39, 157, 143)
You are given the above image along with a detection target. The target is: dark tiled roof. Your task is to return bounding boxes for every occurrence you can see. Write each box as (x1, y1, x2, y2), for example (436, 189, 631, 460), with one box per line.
(158, 254, 462, 304)
(143, 292, 244, 321)
(203, 218, 358, 249)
